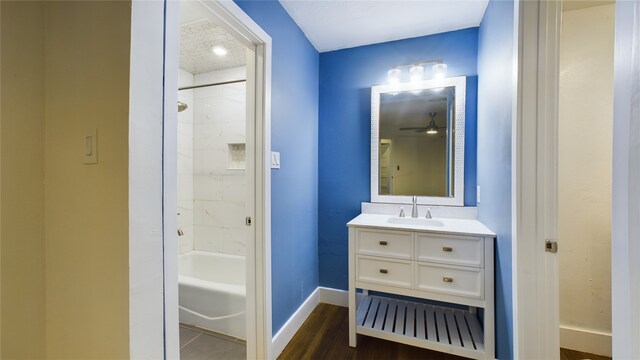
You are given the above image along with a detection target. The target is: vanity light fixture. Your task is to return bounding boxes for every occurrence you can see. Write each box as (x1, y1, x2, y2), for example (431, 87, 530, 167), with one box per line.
(386, 60, 447, 85)
(409, 65, 425, 82)
(432, 63, 448, 80)
(212, 46, 228, 56)
(387, 68, 402, 84)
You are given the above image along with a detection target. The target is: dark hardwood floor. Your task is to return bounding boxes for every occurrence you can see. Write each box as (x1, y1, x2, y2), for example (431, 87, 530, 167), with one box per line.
(278, 303, 466, 360)
(560, 347, 611, 360)
(278, 303, 611, 360)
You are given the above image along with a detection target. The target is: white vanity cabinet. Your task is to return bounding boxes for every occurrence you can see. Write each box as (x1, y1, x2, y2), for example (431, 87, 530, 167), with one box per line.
(347, 214, 495, 360)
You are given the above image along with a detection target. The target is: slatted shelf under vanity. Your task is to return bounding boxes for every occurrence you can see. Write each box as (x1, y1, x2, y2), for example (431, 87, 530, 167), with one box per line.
(348, 217, 495, 359)
(356, 295, 484, 358)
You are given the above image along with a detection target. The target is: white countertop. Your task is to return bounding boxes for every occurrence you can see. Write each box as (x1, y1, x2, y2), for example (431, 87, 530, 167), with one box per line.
(347, 213, 496, 237)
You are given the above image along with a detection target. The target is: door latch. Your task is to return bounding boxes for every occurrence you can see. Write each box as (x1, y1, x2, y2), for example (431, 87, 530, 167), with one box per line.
(545, 240, 558, 253)
(246, 217, 252, 226)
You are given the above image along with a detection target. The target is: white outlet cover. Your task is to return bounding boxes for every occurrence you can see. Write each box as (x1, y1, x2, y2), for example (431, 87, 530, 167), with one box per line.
(476, 185, 481, 203)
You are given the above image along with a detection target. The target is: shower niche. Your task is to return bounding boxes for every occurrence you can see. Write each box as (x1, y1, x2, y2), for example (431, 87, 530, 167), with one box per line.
(227, 143, 246, 170)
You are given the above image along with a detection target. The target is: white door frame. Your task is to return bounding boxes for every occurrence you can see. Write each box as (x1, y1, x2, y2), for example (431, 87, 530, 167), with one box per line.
(611, 1, 640, 358)
(514, 1, 640, 359)
(512, 0, 561, 358)
(162, 1, 273, 359)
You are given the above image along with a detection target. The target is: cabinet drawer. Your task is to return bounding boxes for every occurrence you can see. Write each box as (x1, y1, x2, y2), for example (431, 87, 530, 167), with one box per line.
(356, 256, 412, 288)
(356, 229, 413, 260)
(416, 263, 484, 299)
(416, 233, 483, 267)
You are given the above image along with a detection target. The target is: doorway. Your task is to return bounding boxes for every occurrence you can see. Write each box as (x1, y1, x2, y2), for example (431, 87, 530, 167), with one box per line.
(163, 1, 272, 358)
(557, 2, 614, 358)
(513, 0, 640, 358)
(176, 3, 251, 356)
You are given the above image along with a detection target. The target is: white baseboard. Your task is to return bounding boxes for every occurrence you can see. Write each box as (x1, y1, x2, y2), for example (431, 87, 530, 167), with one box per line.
(270, 287, 349, 358)
(271, 287, 320, 358)
(318, 286, 348, 307)
(560, 325, 612, 357)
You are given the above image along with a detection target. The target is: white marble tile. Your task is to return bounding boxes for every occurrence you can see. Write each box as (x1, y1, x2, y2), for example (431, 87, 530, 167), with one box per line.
(222, 174, 246, 202)
(177, 148, 193, 175)
(177, 200, 194, 226)
(194, 174, 223, 201)
(223, 84, 246, 102)
(194, 96, 244, 124)
(179, 225, 194, 255)
(177, 122, 193, 149)
(179, 68, 194, 88)
(177, 174, 193, 202)
(178, 88, 194, 100)
(194, 148, 227, 174)
(193, 123, 224, 150)
(194, 86, 223, 100)
(222, 121, 246, 144)
(196, 200, 246, 229)
(194, 67, 246, 86)
(193, 226, 247, 255)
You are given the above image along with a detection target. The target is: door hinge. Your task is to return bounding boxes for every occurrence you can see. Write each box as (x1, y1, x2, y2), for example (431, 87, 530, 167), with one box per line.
(545, 240, 558, 253)
(246, 216, 252, 226)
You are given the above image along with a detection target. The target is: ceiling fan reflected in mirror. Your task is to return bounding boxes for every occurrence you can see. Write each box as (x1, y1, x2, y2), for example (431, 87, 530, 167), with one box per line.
(399, 112, 439, 134)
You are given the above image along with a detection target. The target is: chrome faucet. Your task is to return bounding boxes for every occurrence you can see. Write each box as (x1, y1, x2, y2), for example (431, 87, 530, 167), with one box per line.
(425, 208, 433, 219)
(399, 206, 405, 218)
(411, 196, 419, 218)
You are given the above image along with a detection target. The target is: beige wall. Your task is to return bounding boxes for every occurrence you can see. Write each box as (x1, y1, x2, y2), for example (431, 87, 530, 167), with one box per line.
(559, 3, 614, 352)
(44, 2, 130, 358)
(391, 134, 447, 196)
(0, 2, 47, 358)
(1, 1, 131, 358)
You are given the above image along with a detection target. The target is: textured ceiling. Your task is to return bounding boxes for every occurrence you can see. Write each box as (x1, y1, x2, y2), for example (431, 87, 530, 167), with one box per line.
(279, 0, 489, 52)
(179, 19, 246, 75)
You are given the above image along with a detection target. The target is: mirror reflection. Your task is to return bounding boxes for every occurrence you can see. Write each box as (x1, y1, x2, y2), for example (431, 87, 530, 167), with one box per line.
(378, 87, 455, 197)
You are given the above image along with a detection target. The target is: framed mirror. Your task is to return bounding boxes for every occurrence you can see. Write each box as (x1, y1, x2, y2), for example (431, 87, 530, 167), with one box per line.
(371, 76, 466, 206)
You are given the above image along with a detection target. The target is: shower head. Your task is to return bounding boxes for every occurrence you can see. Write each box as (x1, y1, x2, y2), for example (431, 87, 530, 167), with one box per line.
(178, 101, 188, 112)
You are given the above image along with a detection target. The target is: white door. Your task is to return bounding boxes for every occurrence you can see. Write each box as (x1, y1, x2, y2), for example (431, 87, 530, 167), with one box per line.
(515, 1, 640, 359)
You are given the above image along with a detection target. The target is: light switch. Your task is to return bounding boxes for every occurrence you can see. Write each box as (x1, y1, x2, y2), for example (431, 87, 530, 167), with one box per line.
(83, 128, 98, 164)
(85, 136, 93, 156)
(271, 151, 280, 169)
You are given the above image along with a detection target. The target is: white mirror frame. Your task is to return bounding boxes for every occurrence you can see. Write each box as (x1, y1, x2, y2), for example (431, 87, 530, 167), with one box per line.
(371, 76, 466, 206)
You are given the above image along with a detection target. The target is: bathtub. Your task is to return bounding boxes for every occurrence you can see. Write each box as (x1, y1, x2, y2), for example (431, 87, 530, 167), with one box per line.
(179, 251, 246, 339)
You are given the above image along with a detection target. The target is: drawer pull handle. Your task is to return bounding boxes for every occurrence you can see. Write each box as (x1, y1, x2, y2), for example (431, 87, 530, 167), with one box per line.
(379, 269, 389, 274)
(442, 246, 453, 252)
(379, 241, 388, 246)
(443, 277, 454, 283)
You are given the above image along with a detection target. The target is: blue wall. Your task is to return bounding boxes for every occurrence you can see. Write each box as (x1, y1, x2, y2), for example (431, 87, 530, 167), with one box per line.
(477, 1, 514, 358)
(318, 29, 479, 291)
(234, 0, 320, 334)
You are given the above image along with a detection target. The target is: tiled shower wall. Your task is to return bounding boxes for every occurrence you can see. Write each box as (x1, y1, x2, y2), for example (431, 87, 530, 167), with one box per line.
(178, 66, 247, 256)
(178, 69, 194, 254)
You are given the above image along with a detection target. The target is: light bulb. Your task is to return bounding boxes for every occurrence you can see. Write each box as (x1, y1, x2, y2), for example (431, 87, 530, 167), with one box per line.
(409, 65, 424, 83)
(212, 46, 228, 56)
(432, 63, 448, 80)
(387, 68, 401, 84)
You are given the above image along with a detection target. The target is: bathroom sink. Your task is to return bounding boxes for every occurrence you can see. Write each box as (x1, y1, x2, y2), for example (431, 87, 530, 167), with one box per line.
(386, 217, 444, 227)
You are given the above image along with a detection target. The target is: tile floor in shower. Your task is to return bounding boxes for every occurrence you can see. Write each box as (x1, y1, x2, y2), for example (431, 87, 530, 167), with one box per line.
(180, 324, 246, 360)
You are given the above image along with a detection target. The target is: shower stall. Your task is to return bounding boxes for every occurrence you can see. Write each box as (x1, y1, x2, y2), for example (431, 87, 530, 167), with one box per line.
(176, 57, 249, 340)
